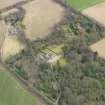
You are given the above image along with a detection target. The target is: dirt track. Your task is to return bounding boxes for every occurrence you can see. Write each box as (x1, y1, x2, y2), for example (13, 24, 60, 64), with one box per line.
(82, 2, 105, 26)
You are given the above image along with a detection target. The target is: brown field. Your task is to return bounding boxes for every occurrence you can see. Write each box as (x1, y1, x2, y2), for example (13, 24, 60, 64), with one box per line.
(82, 2, 105, 26)
(23, 0, 65, 40)
(90, 39, 105, 59)
(0, 0, 24, 9)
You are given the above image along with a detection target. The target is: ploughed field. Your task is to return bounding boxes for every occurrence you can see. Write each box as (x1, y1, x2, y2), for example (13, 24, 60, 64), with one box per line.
(23, 0, 65, 40)
(82, 2, 105, 26)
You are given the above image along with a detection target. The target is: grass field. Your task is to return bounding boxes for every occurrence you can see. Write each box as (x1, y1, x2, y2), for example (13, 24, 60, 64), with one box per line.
(0, 67, 37, 105)
(66, 0, 105, 10)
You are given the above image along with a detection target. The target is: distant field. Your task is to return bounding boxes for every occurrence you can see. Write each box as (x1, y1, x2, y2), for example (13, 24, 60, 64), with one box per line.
(90, 39, 105, 59)
(0, 67, 36, 105)
(23, 0, 65, 40)
(0, 0, 23, 9)
(66, 0, 105, 10)
(82, 2, 105, 26)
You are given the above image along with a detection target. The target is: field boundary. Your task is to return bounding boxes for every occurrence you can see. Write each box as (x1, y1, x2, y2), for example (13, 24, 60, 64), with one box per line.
(0, 0, 34, 14)
(0, 60, 55, 105)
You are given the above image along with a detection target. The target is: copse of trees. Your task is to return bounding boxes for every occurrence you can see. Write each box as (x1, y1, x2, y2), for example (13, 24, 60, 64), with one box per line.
(63, 37, 95, 63)
(36, 37, 105, 105)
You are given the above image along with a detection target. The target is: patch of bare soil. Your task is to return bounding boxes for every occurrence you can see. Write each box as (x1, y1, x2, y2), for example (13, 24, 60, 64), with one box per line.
(90, 38, 105, 59)
(23, 0, 65, 40)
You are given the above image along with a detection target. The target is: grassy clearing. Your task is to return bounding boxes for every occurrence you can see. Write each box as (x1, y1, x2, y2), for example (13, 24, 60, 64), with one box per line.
(1, 36, 25, 61)
(66, 0, 105, 10)
(59, 58, 67, 67)
(0, 67, 37, 105)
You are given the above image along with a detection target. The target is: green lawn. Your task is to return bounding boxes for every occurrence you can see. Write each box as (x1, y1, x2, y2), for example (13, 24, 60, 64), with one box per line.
(66, 0, 105, 10)
(59, 58, 67, 67)
(47, 44, 64, 54)
(0, 69, 37, 105)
